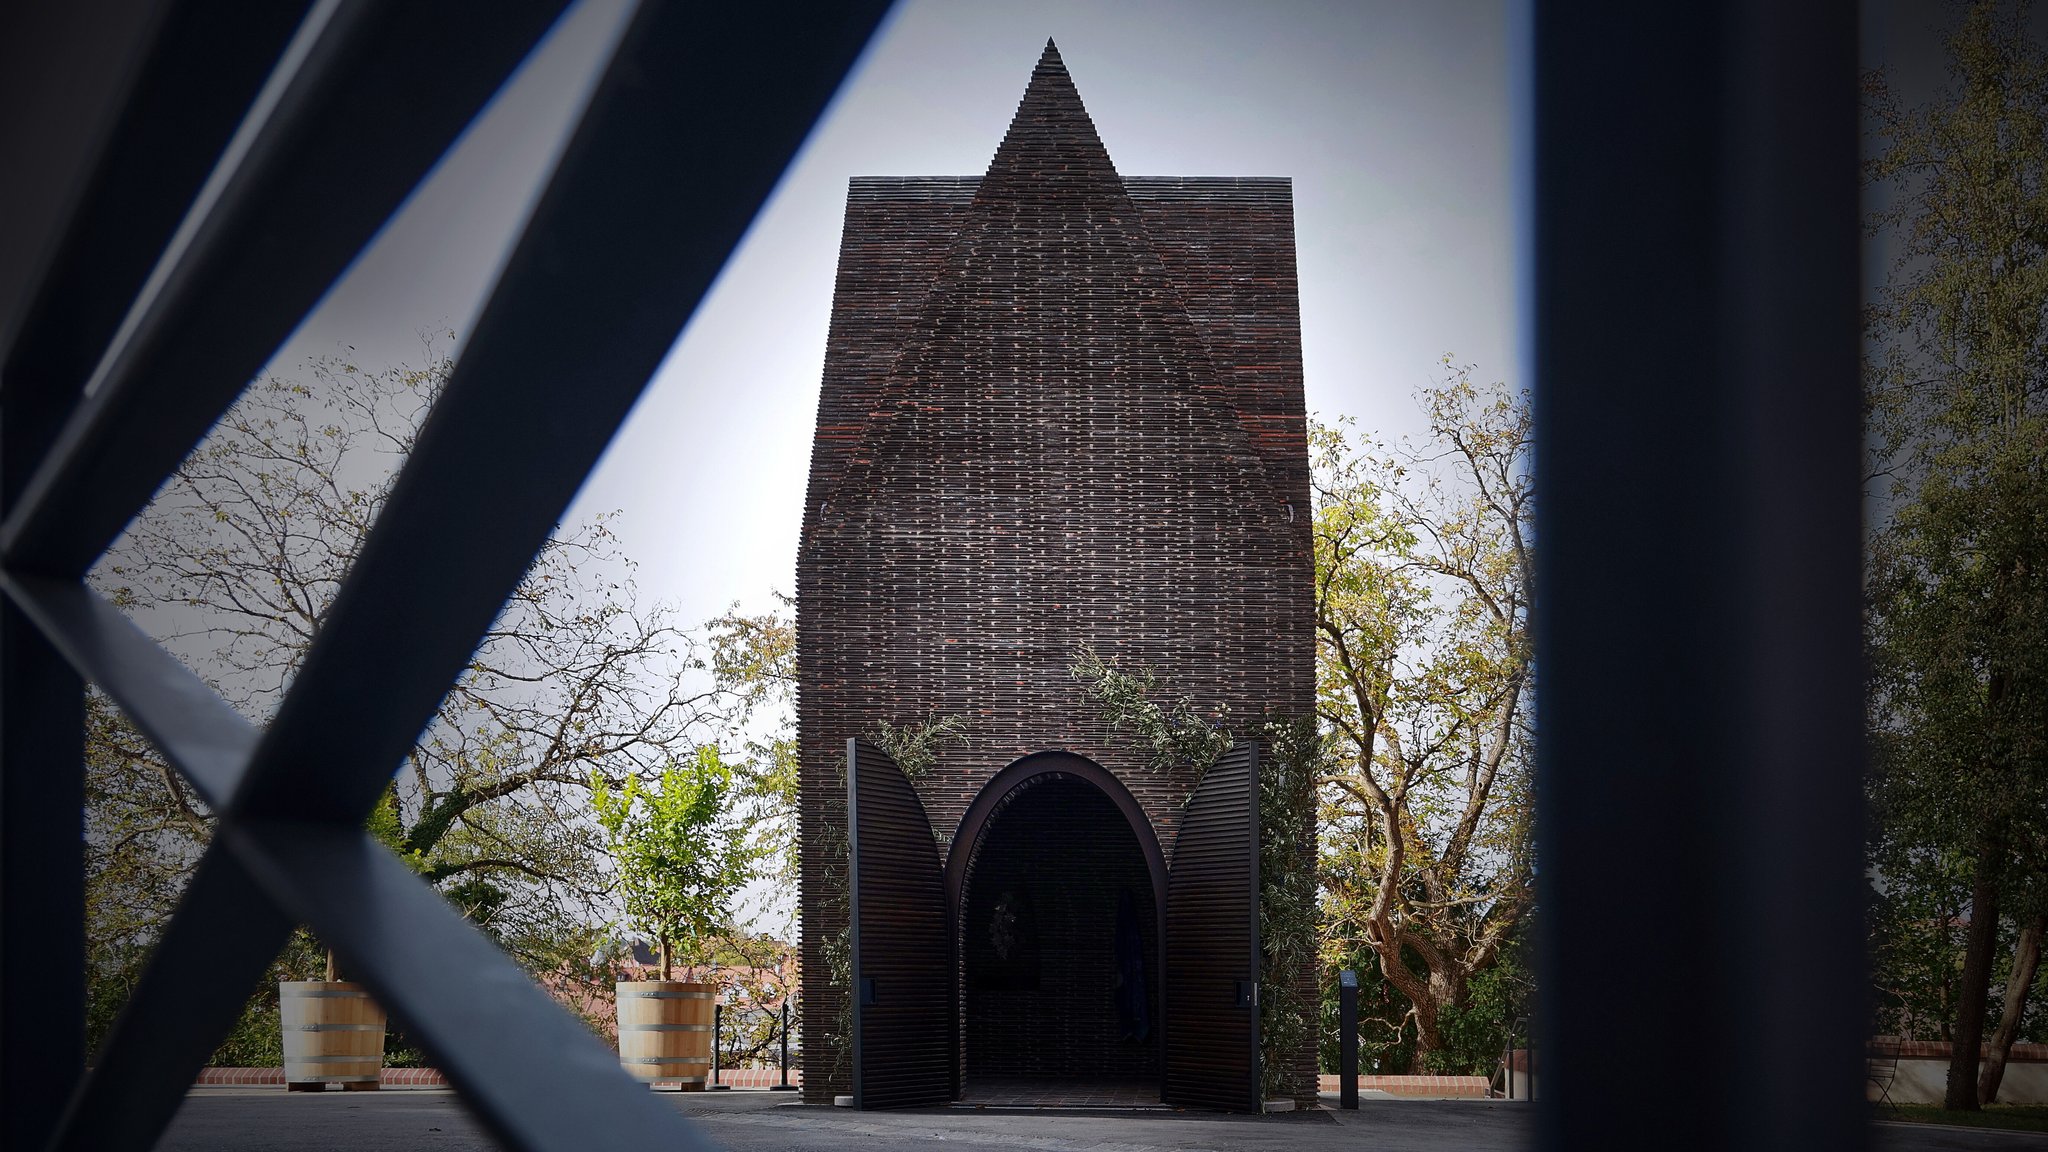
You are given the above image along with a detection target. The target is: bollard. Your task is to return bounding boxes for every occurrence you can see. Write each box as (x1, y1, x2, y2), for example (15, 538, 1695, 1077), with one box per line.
(771, 998, 796, 1090)
(1505, 1021, 1515, 1100)
(710, 1003, 727, 1090)
(1339, 969, 1359, 1110)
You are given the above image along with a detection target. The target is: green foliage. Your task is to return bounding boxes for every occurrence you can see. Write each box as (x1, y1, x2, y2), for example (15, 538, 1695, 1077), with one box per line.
(1870, 845, 1972, 1040)
(88, 348, 753, 1060)
(866, 713, 968, 779)
(590, 747, 758, 979)
(1256, 715, 1322, 1100)
(708, 598, 804, 900)
(201, 927, 435, 1068)
(1318, 939, 1415, 1075)
(1425, 938, 1534, 1075)
(1071, 651, 1318, 1101)
(1069, 646, 1232, 784)
(1311, 364, 1534, 1062)
(1865, 0, 2048, 1052)
(83, 689, 207, 1059)
(1317, 922, 1534, 1077)
(818, 759, 855, 1087)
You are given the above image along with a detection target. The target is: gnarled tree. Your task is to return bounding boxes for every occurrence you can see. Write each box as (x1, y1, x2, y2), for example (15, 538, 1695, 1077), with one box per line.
(88, 349, 745, 1048)
(1313, 362, 1534, 1067)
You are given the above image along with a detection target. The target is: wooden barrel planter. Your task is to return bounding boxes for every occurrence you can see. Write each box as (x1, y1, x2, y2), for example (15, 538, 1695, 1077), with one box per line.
(616, 981, 714, 1089)
(280, 981, 385, 1091)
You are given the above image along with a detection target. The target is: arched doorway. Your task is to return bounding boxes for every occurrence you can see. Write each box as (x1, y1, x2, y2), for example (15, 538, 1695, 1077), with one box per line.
(946, 754, 1166, 1100)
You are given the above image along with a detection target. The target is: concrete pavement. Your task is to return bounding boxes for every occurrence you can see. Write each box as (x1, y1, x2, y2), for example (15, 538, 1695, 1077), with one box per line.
(157, 1084, 2046, 1151)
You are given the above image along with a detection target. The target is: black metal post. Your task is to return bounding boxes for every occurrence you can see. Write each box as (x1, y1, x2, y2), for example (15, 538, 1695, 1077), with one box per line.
(1338, 969, 1358, 1110)
(1528, 1028, 1535, 1103)
(772, 999, 795, 1090)
(712, 1003, 722, 1090)
(0, 179, 87, 1152)
(1532, 3, 1864, 1150)
(0, 575, 82, 1152)
(1505, 1021, 1515, 1101)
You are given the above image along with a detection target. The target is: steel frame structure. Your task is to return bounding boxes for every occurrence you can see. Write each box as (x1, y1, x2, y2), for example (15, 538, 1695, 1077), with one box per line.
(1, 2, 1874, 1149)
(0, 2, 887, 1149)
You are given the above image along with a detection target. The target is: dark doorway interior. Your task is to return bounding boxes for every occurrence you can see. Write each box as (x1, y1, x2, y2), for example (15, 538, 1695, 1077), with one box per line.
(960, 775, 1160, 1093)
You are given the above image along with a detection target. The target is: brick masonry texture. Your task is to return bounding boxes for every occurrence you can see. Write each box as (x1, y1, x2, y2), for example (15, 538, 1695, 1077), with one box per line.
(798, 41, 1314, 1105)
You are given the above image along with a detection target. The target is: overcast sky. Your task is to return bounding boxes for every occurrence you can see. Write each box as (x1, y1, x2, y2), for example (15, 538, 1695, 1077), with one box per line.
(268, 0, 1515, 629)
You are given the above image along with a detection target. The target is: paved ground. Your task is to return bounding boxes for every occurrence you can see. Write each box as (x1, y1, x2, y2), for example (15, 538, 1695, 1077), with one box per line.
(957, 1078, 1163, 1108)
(159, 1086, 2048, 1151)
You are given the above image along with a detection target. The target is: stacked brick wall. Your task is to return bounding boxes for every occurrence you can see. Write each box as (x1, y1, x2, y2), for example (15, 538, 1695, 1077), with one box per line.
(797, 42, 1314, 1105)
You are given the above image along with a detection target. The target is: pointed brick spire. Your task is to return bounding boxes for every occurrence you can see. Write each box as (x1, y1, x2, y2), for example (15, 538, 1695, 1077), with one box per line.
(814, 40, 1285, 525)
(978, 39, 1122, 196)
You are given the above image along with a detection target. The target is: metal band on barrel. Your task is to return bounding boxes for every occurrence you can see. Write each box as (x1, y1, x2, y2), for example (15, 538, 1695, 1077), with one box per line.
(286, 1023, 384, 1031)
(619, 1023, 712, 1032)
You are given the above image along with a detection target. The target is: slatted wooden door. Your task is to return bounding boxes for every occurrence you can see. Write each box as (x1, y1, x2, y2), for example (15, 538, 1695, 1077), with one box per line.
(846, 738, 954, 1108)
(1163, 741, 1261, 1111)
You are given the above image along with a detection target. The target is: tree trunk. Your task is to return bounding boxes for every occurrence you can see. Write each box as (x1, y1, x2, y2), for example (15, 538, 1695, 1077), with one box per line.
(1412, 970, 1468, 1071)
(1945, 835, 2004, 1110)
(325, 947, 337, 983)
(659, 936, 673, 983)
(1979, 913, 2043, 1104)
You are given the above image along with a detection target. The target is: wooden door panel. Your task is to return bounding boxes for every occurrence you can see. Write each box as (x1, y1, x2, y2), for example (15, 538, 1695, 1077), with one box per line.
(847, 738, 953, 1107)
(1163, 741, 1260, 1111)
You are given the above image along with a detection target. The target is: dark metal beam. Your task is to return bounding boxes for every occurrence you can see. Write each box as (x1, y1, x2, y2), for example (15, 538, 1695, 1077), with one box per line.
(0, 0, 573, 578)
(2, 574, 253, 808)
(0, 0, 166, 358)
(1531, 3, 1864, 1150)
(0, 600, 82, 1152)
(227, 820, 716, 1152)
(0, 0, 313, 485)
(0, 2, 891, 1149)
(233, 0, 896, 825)
(49, 847, 294, 1152)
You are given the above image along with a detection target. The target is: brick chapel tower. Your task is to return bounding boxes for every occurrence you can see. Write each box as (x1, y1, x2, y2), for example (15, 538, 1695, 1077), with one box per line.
(796, 42, 1314, 1111)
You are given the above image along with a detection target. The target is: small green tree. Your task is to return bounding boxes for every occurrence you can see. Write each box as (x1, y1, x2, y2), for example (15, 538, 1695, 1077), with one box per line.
(591, 748, 757, 981)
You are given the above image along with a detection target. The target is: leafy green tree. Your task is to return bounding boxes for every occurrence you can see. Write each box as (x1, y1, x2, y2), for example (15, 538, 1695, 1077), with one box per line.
(706, 598, 804, 908)
(85, 348, 744, 1056)
(1312, 361, 1534, 1067)
(590, 747, 757, 981)
(1866, 0, 2048, 1108)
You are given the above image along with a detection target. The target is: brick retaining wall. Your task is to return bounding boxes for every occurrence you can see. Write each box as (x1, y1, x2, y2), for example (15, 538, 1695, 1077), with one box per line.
(1870, 1038, 2048, 1062)
(195, 1067, 803, 1089)
(1316, 1073, 1492, 1099)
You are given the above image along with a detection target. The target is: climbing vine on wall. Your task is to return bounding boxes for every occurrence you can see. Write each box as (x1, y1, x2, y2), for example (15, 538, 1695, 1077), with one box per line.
(866, 713, 968, 780)
(1069, 647, 1231, 782)
(1071, 647, 1319, 1103)
(818, 761, 854, 1088)
(1254, 715, 1322, 1103)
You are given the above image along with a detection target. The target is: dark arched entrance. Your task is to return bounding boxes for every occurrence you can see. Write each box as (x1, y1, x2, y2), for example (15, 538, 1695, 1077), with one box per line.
(945, 754, 1166, 1099)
